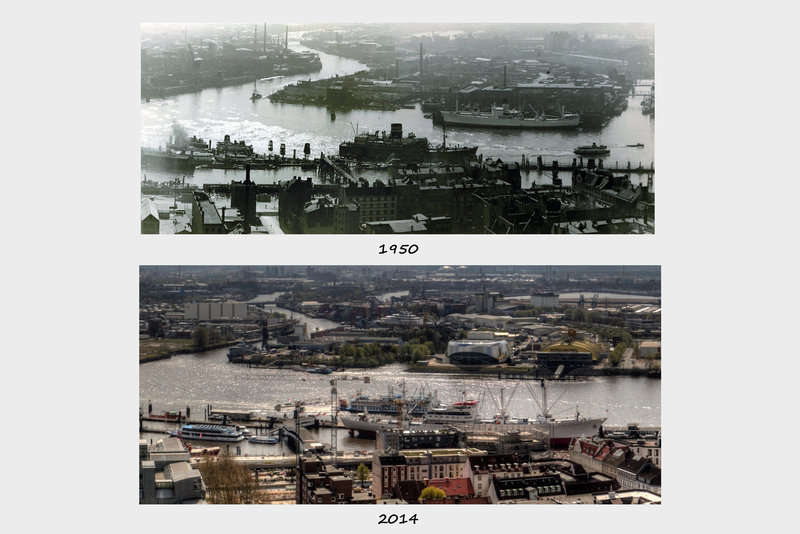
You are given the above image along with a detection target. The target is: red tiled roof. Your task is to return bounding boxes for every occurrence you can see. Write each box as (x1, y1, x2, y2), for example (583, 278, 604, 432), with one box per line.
(427, 477, 474, 497)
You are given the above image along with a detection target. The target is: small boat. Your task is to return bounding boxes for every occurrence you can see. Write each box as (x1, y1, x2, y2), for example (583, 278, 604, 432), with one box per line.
(330, 111, 336, 121)
(626, 143, 644, 148)
(250, 80, 262, 101)
(188, 446, 221, 457)
(248, 434, 280, 444)
(574, 143, 611, 156)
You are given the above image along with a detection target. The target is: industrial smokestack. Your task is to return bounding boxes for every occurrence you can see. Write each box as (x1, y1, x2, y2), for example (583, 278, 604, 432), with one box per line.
(503, 65, 507, 89)
(254, 24, 257, 50)
(285, 26, 288, 51)
(245, 164, 251, 183)
(264, 23, 267, 53)
(419, 43, 423, 75)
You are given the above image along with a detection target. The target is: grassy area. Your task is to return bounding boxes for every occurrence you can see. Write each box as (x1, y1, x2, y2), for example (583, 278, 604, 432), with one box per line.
(139, 338, 197, 362)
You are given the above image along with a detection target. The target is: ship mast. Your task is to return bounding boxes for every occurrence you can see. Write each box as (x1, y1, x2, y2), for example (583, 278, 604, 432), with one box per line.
(541, 379, 550, 420)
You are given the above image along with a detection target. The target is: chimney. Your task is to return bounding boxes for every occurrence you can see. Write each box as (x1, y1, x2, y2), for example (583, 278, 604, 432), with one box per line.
(221, 206, 226, 223)
(419, 43, 423, 75)
(245, 164, 251, 183)
(503, 65, 507, 89)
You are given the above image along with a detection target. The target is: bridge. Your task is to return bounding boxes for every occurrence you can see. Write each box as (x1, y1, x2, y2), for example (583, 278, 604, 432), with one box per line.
(319, 153, 356, 183)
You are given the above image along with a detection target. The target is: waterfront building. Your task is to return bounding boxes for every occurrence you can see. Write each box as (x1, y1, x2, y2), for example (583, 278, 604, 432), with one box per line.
(531, 292, 560, 309)
(377, 427, 467, 453)
(464, 430, 547, 456)
(534, 351, 595, 368)
(444, 339, 510, 365)
(638, 340, 661, 358)
(445, 314, 511, 329)
(371, 448, 485, 499)
(139, 438, 205, 504)
(184, 302, 248, 320)
(363, 214, 451, 234)
(141, 199, 160, 234)
(191, 191, 225, 234)
(487, 459, 618, 504)
(341, 182, 399, 226)
(568, 437, 661, 494)
(468, 454, 527, 497)
(296, 458, 377, 504)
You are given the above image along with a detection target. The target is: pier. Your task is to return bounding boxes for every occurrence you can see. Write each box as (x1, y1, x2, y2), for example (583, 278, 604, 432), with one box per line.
(521, 156, 655, 175)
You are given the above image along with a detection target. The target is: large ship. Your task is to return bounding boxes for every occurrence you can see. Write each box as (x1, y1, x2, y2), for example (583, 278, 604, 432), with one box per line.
(338, 384, 437, 416)
(440, 104, 580, 129)
(338, 123, 477, 164)
(341, 393, 477, 437)
(169, 424, 245, 442)
(448, 382, 605, 447)
(339, 412, 420, 437)
(422, 399, 480, 424)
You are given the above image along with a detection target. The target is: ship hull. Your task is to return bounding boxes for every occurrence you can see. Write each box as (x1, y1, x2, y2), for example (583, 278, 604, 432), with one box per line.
(339, 415, 393, 437)
(339, 143, 477, 164)
(546, 417, 606, 446)
(441, 111, 580, 129)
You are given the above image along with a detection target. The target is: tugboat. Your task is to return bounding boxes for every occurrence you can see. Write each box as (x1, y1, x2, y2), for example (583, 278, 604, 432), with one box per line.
(574, 142, 611, 157)
(250, 80, 262, 101)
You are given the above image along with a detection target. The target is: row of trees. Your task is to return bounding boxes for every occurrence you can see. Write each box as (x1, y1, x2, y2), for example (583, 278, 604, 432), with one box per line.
(192, 326, 236, 350)
(333, 342, 432, 368)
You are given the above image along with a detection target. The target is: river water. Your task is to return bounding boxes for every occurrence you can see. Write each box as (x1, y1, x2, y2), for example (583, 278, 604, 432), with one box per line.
(140, 305, 660, 453)
(141, 41, 655, 191)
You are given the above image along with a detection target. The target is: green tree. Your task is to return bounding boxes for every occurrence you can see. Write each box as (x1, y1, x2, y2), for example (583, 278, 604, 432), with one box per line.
(355, 463, 370, 488)
(193, 326, 210, 349)
(197, 452, 258, 504)
(608, 342, 627, 367)
(420, 486, 446, 501)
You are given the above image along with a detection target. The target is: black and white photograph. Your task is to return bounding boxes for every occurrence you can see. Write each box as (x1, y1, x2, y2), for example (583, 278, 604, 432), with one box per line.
(141, 22, 654, 234)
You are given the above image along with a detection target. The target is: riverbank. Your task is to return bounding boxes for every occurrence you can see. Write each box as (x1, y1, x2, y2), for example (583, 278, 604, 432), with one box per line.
(405, 361, 660, 379)
(139, 339, 240, 363)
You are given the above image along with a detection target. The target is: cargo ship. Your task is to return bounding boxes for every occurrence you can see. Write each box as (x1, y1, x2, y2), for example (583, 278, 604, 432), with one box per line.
(440, 104, 580, 129)
(338, 123, 477, 164)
